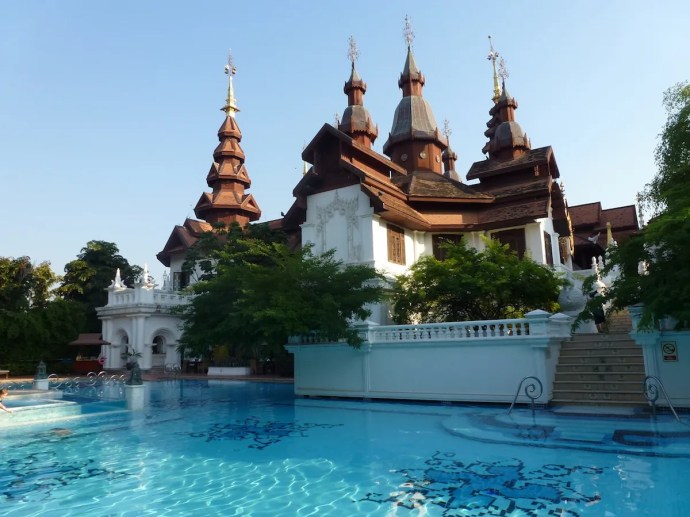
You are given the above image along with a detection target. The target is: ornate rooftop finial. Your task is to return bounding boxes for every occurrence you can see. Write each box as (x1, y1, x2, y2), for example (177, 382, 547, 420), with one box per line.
(334, 112, 340, 127)
(403, 15, 415, 48)
(347, 35, 360, 66)
(442, 119, 452, 140)
(498, 56, 509, 83)
(222, 49, 239, 117)
(487, 35, 501, 103)
(636, 192, 645, 227)
(302, 143, 309, 175)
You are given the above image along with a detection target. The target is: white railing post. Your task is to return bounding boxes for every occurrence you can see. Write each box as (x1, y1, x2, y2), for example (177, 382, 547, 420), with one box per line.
(524, 309, 551, 336)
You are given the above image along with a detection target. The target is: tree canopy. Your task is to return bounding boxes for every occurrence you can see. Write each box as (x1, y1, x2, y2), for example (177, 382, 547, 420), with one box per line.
(586, 82, 690, 328)
(177, 231, 384, 360)
(0, 256, 56, 311)
(56, 241, 142, 332)
(0, 256, 84, 372)
(391, 238, 565, 323)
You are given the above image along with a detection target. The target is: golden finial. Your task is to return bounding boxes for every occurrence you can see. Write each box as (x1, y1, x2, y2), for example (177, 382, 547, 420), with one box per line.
(347, 35, 360, 66)
(222, 49, 239, 117)
(403, 15, 415, 48)
(487, 35, 501, 103)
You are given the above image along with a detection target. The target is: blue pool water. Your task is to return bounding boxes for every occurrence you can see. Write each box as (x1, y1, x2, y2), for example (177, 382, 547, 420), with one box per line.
(1, 380, 688, 516)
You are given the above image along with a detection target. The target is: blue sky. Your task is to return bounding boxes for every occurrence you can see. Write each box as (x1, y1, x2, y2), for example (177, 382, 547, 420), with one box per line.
(2, 1, 689, 281)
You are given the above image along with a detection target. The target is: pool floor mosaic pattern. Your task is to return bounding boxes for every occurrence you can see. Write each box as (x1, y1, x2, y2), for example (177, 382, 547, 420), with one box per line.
(1, 380, 689, 516)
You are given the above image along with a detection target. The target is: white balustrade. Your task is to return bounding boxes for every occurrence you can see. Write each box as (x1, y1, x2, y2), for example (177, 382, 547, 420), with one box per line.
(369, 319, 530, 344)
(289, 310, 569, 346)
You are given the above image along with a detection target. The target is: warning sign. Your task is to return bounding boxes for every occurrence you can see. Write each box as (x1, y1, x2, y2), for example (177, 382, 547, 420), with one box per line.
(662, 341, 678, 362)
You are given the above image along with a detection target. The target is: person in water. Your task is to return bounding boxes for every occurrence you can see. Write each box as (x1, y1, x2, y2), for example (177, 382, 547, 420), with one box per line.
(0, 388, 13, 413)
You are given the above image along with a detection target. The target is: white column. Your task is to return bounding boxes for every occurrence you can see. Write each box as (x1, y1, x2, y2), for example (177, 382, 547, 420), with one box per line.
(134, 316, 151, 369)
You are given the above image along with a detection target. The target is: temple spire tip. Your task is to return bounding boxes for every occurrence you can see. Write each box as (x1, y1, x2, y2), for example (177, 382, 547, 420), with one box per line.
(222, 49, 239, 117)
(347, 35, 360, 66)
(487, 35, 501, 104)
(403, 15, 415, 49)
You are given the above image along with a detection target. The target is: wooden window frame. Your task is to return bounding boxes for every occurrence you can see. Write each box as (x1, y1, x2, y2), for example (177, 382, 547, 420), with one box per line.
(491, 228, 527, 259)
(387, 225, 406, 265)
(432, 234, 462, 261)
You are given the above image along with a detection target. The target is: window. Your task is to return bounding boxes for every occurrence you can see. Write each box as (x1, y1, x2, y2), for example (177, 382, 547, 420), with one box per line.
(559, 237, 569, 265)
(387, 225, 406, 265)
(432, 234, 462, 261)
(492, 228, 526, 259)
(152, 336, 165, 355)
(173, 271, 190, 290)
(543, 232, 553, 266)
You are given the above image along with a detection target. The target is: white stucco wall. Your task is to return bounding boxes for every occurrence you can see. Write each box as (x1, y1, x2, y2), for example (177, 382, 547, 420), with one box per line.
(630, 307, 690, 407)
(98, 285, 188, 370)
(286, 312, 570, 403)
(301, 184, 375, 265)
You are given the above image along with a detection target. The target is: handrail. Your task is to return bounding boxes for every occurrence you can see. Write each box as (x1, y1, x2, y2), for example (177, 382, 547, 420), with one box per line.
(508, 376, 544, 418)
(643, 375, 680, 422)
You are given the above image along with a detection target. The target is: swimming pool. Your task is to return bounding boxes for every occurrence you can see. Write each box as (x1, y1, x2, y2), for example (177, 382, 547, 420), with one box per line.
(1, 380, 688, 516)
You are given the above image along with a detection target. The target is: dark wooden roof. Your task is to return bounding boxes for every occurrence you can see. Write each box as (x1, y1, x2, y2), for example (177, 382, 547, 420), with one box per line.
(157, 218, 212, 267)
(286, 124, 563, 234)
(70, 333, 110, 346)
(466, 146, 558, 181)
(394, 171, 492, 201)
(569, 203, 638, 231)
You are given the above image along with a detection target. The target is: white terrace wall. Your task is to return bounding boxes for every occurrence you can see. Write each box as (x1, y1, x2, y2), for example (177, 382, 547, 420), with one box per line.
(285, 311, 571, 404)
(629, 305, 690, 407)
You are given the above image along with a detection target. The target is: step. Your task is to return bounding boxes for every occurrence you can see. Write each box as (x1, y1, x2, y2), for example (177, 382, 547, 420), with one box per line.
(558, 355, 644, 365)
(559, 347, 641, 357)
(557, 363, 645, 373)
(565, 339, 635, 348)
(555, 371, 645, 382)
(567, 333, 633, 342)
(552, 389, 647, 403)
(553, 381, 644, 392)
(550, 398, 647, 407)
(560, 340, 639, 350)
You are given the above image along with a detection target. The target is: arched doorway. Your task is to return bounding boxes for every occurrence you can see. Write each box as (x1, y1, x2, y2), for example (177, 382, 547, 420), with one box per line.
(151, 335, 166, 368)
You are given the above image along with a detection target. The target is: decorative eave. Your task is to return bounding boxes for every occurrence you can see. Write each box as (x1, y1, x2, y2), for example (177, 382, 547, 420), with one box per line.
(156, 218, 212, 267)
(467, 146, 559, 181)
(302, 123, 408, 178)
(206, 161, 252, 187)
(194, 191, 261, 217)
(70, 333, 110, 346)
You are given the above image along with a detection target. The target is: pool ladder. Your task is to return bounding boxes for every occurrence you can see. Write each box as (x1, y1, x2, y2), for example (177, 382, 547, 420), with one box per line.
(508, 376, 543, 418)
(643, 375, 680, 422)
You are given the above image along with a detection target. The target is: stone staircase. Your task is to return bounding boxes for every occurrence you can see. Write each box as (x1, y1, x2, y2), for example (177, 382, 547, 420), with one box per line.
(605, 308, 633, 333)
(552, 333, 647, 406)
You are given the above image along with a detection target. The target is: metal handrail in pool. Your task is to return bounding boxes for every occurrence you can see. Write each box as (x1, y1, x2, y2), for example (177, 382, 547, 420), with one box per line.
(644, 375, 680, 422)
(508, 376, 544, 418)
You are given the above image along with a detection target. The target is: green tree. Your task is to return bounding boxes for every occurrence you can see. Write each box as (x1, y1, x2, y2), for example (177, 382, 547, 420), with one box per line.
(585, 82, 690, 328)
(57, 241, 142, 332)
(177, 233, 384, 360)
(0, 256, 84, 373)
(181, 221, 286, 283)
(0, 256, 57, 310)
(391, 238, 565, 323)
